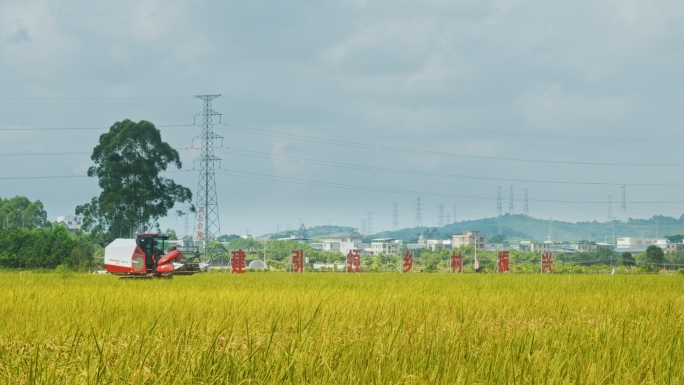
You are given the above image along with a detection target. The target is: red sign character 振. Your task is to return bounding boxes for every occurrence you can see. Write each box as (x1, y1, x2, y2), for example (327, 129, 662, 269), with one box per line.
(231, 249, 246, 274)
(402, 250, 413, 273)
(451, 251, 463, 273)
(542, 252, 553, 273)
(497, 251, 510, 272)
(291, 250, 304, 273)
(346, 250, 360, 273)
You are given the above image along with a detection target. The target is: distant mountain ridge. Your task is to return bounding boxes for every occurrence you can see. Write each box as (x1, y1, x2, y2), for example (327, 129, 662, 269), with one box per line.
(373, 214, 684, 243)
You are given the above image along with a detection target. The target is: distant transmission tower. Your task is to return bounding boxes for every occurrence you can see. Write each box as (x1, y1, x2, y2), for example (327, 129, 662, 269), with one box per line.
(607, 195, 613, 223)
(392, 203, 399, 231)
(548, 215, 553, 242)
(438, 204, 444, 227)
(453, 205, 457, 223)
(497, 187, 502, 235)
(361, 219, 367, 235)
(366, 212, 373, 235)
(524, 189, 529, 216)
(415, 197, 423, 227)
(183, 209, 190, 237)
(509, 186, 514, 214)
(621, 186, 627, 222)
(193, 95, 223, 253)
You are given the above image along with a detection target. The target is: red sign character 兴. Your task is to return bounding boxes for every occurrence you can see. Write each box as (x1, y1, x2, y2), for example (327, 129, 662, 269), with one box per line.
(346, 250, 360, 273)
(231, 249, 246, 274)
(451, 251, 463, 273)
(497, 251, 510, 272)
(402, 250, 413, 273)
(292, 250, 304, 273)
(542, 252, 553, 273)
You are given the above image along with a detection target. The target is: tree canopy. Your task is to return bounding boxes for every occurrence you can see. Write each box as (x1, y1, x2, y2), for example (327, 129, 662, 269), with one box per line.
(0, 196, 48, 230)
(76, 120, 192, 238)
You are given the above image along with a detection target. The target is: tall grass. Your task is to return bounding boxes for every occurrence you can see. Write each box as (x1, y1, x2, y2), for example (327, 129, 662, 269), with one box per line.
(0, 272, 683, 384)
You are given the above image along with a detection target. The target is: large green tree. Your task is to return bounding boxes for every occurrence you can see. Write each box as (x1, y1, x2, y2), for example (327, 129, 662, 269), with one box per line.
(645, 245, 665, 268)
(76, 120, 192, 238)
(0, 196, 48, 230)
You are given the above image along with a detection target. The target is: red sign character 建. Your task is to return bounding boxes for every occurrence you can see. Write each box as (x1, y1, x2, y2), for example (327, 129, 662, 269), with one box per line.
(231, 249, 246, 274)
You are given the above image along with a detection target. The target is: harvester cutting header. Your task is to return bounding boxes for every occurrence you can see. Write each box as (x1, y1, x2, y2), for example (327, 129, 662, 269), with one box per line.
(105, 233, 206, 279)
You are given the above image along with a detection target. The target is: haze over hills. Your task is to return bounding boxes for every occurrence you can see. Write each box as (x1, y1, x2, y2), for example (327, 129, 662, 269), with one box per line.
(258, 214, 684, 243)
(376, 214, 684, 243)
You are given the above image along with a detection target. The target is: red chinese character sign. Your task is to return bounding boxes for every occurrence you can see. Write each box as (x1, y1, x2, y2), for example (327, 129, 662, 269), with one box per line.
(346, 250, 360, 273)
(542, 252, 553, 273)
(451, 251, 463, 273)
(291, 250, 304, 273)
(196, 206, 205, 239)
(497, 251, 510, 272)
(402, 250, 413, 273)
(231, 249, 246, 274)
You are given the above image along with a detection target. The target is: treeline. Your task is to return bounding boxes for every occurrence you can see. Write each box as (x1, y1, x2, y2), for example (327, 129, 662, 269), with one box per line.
(0, 195, 104, 271)
(0, 227, 100, 270)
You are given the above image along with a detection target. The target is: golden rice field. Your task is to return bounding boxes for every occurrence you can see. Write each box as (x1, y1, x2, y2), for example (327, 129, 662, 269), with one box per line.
(1, 272, 683, 384)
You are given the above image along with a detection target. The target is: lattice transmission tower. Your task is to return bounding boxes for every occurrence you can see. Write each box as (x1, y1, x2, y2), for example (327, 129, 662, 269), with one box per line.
(509, 186, 514, 214)
(438, 204, 444, 227)
(524, 189, 529, 216)
(415, 197, 422, 227)
(392, 203, 399, 231)
(621, 186, 627, 221)
(497, 187, 502, 235)
(193, 95, 223, 253)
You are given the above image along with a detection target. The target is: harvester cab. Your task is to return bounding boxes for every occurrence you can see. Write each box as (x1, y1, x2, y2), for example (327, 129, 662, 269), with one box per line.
(104, 233, 206, 279)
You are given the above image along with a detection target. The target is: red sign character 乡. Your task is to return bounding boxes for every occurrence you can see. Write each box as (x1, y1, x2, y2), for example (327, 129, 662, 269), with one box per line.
(231, 249, 246, 274)
(451, 251, 463, 273)
(497, 251, 510, 272)
(291, 250, 304, 273)
(402, 250, 413, 273)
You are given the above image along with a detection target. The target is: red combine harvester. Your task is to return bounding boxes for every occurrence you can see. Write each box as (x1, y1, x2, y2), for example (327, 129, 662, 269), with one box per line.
(104, 233, 206, 279)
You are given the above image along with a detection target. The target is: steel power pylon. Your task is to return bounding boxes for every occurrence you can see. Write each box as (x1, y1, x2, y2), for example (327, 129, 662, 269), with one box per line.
(415, 197, 423, 227)
(524, 189, 529, 216)
(392, 203, 399, 231)
(621, 186, 627, 221)
(193, 94, 223, 254)
(509, 186, 514, 214)
(497, 187, 502, 235)
(438, 204, 444, 227)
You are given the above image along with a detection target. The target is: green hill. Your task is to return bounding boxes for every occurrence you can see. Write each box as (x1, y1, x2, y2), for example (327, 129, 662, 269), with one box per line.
(374, 214, 684, 243)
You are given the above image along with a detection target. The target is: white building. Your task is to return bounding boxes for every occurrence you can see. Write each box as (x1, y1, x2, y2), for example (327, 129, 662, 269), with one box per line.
(56, 215, 84, 231)
(311, 240, 341, 253)
(370, 238, 402, 255)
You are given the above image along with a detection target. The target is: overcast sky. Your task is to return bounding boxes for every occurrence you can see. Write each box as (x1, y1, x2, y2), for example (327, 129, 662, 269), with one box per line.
(2, 0, 684, 237)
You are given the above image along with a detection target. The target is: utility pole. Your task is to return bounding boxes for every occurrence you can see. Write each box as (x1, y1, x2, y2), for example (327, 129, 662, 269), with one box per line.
(415, 197, 422, 227)
(497, 187, 502, 235)
(193, 95, 223, 257)
(524, 189, 529, 216)
(392, 203, 399, 231)
(438, 204, 444, 227)
(621, 186, 627, 222)
(509, 186, 514, 214)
